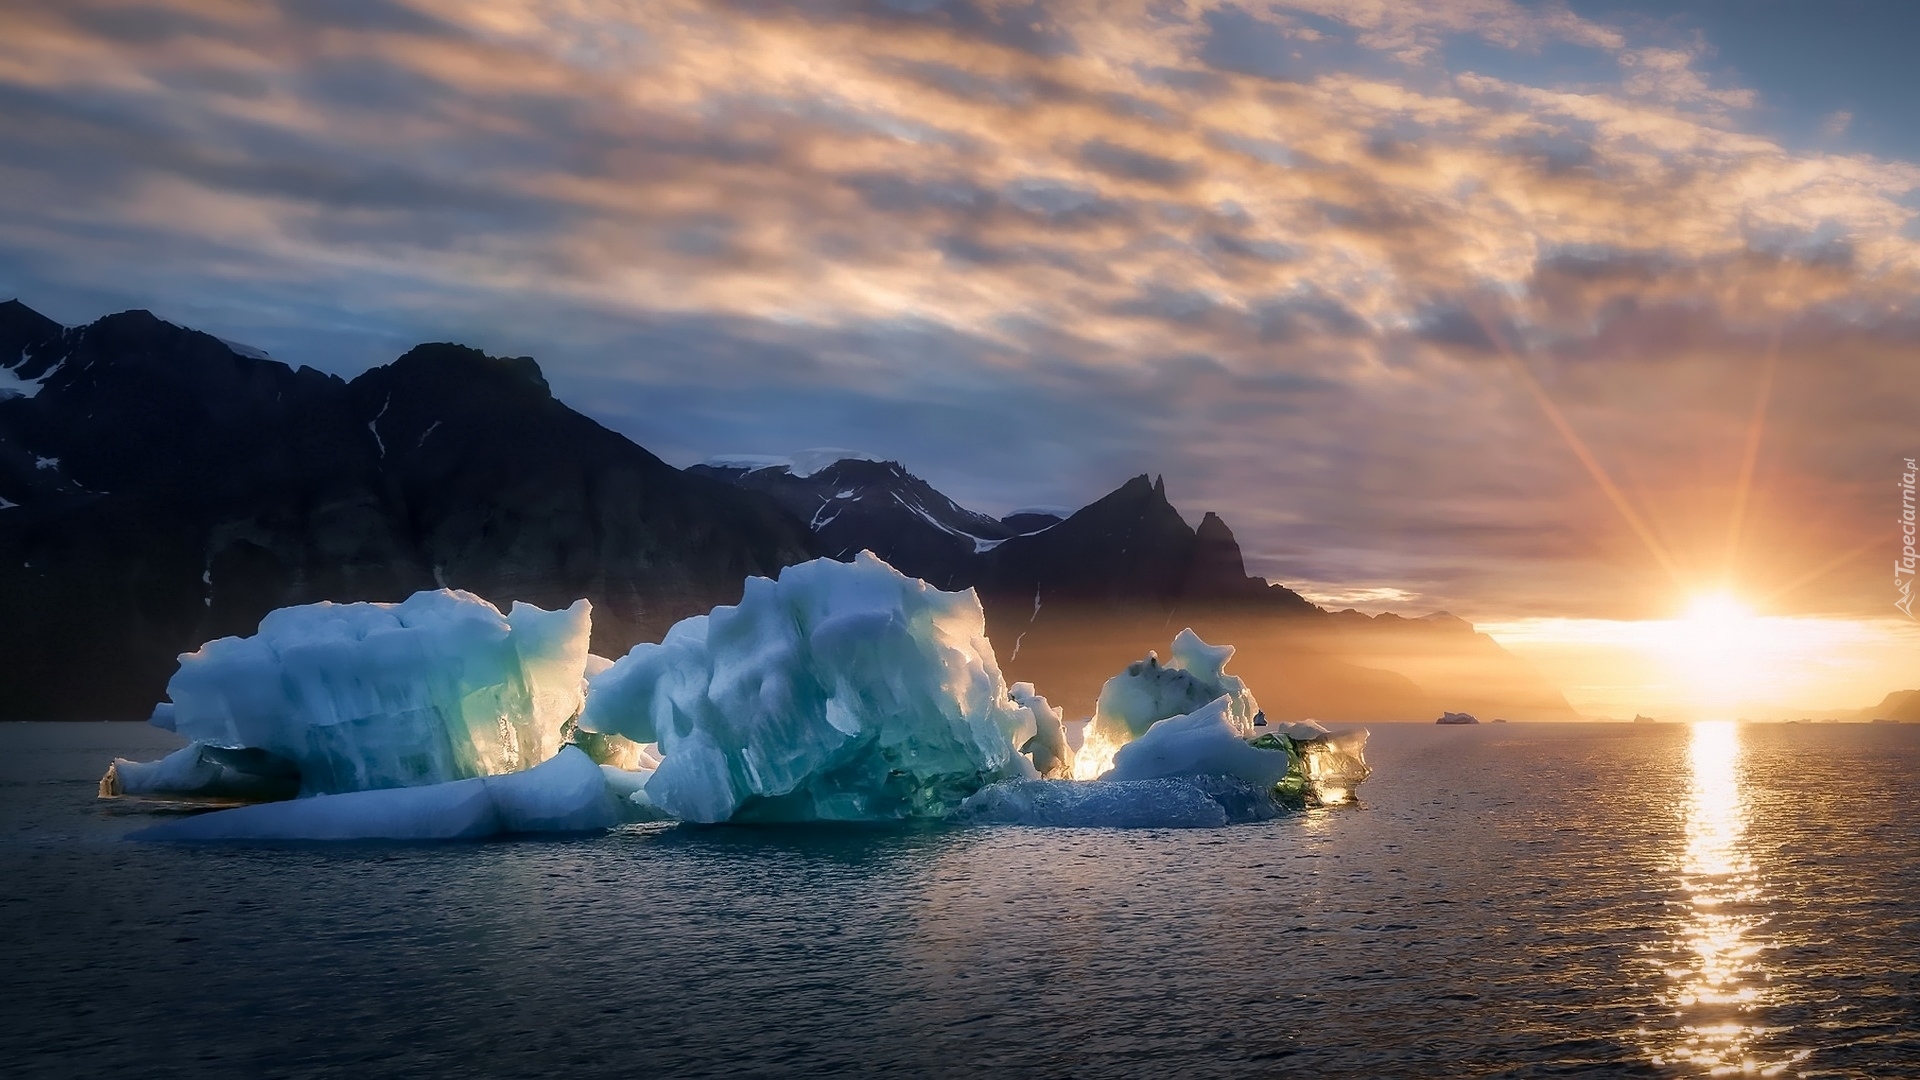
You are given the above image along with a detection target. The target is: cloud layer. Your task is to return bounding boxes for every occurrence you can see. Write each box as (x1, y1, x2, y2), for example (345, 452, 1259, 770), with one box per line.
(3, 0, 1919, 621)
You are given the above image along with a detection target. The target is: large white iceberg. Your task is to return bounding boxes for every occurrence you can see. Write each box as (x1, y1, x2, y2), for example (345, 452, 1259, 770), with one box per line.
(580, 552, 1034, 823)
(161, 590, 592, 794)
(128, 747, 621, 842)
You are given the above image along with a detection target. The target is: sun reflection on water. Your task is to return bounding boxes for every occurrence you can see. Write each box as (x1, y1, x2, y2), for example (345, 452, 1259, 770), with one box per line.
(1646, 721, 1808, 1076)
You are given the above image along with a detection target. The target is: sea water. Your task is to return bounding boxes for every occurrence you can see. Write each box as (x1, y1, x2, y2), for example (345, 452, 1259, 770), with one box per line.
(2, 721, 1916, 1078)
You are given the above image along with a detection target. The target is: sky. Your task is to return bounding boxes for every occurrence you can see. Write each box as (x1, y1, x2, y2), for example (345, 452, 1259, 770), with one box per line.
(2, 0, 1918, 712)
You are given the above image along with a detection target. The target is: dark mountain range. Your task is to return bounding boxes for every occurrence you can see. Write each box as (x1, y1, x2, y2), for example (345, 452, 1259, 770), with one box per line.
(969, 477, 1575, 723)
(0, 301, 812, 721)
(2, 299, 1578, 725)
(695, 452, 1578, 723)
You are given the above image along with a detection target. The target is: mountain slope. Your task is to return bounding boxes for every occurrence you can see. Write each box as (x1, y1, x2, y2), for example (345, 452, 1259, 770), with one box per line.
(0, 304, 814, 720)
(976, 474, 1313, 610)
(1853, 690, 1920, 722)
(686, 456, 1048, 589)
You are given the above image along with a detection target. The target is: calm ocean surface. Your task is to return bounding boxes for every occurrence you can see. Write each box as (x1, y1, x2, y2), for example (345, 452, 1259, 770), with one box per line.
(3, 720, 1916, 1079)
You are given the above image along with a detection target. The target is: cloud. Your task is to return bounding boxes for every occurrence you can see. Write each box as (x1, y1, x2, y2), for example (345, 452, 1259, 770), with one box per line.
(1, 0, 1919, 622)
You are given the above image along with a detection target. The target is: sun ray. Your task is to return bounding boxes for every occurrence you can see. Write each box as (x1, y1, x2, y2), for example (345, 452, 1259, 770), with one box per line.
(1721, 326, 1780, 589)
(1469, 304, 1685, 589)
(1752, 535, 1884, 609)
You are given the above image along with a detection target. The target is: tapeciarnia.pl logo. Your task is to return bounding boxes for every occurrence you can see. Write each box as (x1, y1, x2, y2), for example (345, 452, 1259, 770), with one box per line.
(1899, 457, 1917, 618)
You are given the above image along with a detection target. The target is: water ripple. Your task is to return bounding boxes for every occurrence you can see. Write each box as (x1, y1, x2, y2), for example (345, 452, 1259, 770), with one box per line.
(1, 721, 1917, 1078)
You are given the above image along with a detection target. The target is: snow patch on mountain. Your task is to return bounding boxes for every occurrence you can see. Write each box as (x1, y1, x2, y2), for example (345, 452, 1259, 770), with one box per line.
(702, 448, 879, 478)
(0, 355, 53, 400)
(215, 337, 273, 361)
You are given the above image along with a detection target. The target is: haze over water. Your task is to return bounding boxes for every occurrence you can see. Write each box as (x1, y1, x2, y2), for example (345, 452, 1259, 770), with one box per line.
(5, 720, 1916, 1078)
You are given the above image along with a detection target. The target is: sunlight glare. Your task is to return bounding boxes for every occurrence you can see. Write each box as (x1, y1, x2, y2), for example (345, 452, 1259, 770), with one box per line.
(1071, 726, 1122, 781)
(1673, 594, 1764, 716)
(1643, 720, 1805, 1073)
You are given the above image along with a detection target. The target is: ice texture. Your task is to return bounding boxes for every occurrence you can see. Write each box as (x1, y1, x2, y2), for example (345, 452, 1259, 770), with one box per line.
(1102, 697, 1298, 787)
(1296, 728, 1373, 802)
(580, 552, 1032, 823)
(100, 742, 300, 802)
(129, 747, 620, 842)
(955, 774, 1283, 828)
(162, 590, 592, 794)
(1092, 628, 1259, 743)
(1011, 682, 1071, 778)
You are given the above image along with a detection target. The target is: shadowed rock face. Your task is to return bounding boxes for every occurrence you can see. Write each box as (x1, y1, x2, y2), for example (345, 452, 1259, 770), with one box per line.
(975, 475, 1315, 611)
(0, 304, 815, 721)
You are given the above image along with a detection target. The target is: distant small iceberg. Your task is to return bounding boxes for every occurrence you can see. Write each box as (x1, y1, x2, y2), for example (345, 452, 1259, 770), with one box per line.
(1435, 711, 1479, 725)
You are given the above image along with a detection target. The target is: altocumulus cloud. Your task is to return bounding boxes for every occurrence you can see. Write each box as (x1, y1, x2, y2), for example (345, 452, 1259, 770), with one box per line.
(1, 0, 1918, 619)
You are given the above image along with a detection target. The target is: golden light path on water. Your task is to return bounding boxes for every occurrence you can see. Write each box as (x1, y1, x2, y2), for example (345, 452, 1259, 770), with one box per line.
(1644, 721, 1808, 1076)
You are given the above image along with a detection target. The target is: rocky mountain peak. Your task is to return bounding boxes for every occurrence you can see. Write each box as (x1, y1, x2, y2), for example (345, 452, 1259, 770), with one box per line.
(0, 299, 62, 360)
(374, 343, 552, 400)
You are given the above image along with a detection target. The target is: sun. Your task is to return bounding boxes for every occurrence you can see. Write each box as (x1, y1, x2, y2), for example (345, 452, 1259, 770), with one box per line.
(1681, 593, 1754, 629)
(1671, 592, 1763, 717)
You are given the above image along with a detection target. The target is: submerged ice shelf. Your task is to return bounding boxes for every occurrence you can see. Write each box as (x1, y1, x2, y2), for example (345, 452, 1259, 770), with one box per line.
(107, 554, 1369, 839)
(129, 747, 623, 842)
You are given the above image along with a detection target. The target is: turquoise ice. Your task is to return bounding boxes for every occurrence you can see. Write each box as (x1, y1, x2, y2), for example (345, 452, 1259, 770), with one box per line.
(162, 590, 593, 794)
(580, 552, 1034, 823)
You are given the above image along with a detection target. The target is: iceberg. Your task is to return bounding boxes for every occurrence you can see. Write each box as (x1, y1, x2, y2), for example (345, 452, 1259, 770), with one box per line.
(104, 569, 1370, 840)
(128, 746, 620, 842)
(956, 687, 1379, 827)
(580, 552, 1033, 823)
(1091, 628, 1260, 743)
(1070, 630, 1371, 808)
(1097, 696, 1369, 808)
(160, 590, 592, 794)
